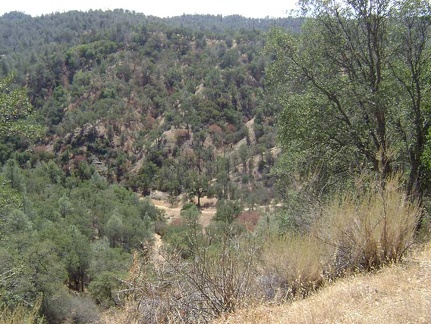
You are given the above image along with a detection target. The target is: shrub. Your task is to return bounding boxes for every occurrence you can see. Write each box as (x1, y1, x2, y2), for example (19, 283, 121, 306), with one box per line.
(108, 229, 259, 323)
(314, 174, 420, 275)
(162, 235, 259, 321)
(258, 174, 421, 301)
(41, 292, 100, 324)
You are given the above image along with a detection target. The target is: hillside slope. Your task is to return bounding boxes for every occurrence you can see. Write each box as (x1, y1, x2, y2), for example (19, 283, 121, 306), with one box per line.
(216, 243, 431, 323)
(0, 10, 287, 203)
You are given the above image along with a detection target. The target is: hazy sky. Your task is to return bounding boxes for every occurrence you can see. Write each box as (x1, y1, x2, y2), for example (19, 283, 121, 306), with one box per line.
(0, 0, 299, 18)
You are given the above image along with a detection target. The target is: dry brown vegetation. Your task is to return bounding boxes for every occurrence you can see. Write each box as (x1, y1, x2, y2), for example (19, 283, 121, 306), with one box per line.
(215, 242, 431, 323)
(216, 175, 427, 323)
(315, 175, 419, 274)
(259, 235, 326, 300)
(103, 175, 425, 323)
(102, 235, 260, 323)
(257, 174, 420, 299)
(0, 297, 44, 324)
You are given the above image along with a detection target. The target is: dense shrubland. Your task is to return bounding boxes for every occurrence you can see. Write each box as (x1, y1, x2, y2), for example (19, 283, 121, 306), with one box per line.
(0, 158, 164, 322)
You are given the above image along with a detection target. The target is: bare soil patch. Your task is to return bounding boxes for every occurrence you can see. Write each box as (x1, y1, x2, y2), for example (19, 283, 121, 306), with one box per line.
(149, 196, 217, 227)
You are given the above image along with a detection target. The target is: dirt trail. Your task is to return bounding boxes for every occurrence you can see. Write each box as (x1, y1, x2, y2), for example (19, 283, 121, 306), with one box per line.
(150, 199, 182, 222)
(151, 233, 164, 264)
(149, 198, 217, 265)
(150, 198, 217, 227)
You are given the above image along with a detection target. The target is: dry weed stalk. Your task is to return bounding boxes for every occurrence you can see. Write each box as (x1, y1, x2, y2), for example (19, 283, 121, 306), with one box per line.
(162, 232, 259, 322)
(106, 229, 259, 323)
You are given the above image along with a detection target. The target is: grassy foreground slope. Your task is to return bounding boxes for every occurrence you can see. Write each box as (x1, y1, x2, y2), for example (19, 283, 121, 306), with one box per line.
(216, 243, 431, 324)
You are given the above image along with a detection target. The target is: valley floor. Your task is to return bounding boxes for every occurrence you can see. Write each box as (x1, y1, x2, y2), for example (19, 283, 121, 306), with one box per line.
(215, 242, 431, 323)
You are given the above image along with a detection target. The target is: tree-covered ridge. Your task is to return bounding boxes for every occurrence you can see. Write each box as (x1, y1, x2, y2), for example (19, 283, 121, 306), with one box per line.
(0, 11, 292, 322)
(0, 10, 302, 56)
(0, 12, 287, 320)
(0, 10, 287, 202)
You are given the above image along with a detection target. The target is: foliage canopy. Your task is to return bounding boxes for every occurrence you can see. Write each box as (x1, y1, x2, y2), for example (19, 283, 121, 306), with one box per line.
(267, 0, 431, 199)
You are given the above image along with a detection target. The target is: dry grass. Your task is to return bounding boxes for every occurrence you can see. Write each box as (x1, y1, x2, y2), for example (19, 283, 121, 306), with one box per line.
(315, 175, 420, 274)
(259, 234, 326, 300)
(215, 242, 431, 323)
(0, 298, 44, 324)
(257, 175, 419, 302)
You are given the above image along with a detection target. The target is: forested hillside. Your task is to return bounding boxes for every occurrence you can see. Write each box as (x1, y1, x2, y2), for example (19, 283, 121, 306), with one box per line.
(0, 10, 303, 203)
(1, 1, 431, 323)
(0, 10, 301, 323)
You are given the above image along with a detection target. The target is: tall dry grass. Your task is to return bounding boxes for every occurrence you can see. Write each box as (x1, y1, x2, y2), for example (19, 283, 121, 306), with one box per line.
(260, 234, 326, 300)
(0, 298, 44, 324)
(215, 242, 431, 324)
(315, 174, 420, 275)
(258, 174, 421, 301)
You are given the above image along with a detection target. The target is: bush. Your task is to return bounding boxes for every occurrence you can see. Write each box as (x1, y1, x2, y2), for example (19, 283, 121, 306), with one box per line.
(258, 174, 421, 301)
(162, 235, 259, 321)
(315, 174, 420, 275)
(42, 291, 100, 324)
(106, 228, 259, 323)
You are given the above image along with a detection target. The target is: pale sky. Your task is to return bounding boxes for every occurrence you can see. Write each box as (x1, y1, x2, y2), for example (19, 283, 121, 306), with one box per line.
(0, 0, 299, 19)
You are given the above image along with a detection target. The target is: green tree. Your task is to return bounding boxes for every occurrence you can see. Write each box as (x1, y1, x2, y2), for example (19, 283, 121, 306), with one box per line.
(238, 143, 249, 174)
(214, 156, 231, 199)
(133, 161, 158, 196)
(60, 226, 91, 292)
(266, 0, 431, 199)
(88, 238, 131, 308)
(105, 211, 124, 248)
(213, 199, 242, 224)
(0, 74, 43, 140)
(185, 170, 211, 207)
(2, 159, 26, 193)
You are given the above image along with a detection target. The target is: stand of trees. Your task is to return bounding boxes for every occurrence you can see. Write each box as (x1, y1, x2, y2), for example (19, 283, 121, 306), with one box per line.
(267, 0, 431, 205)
